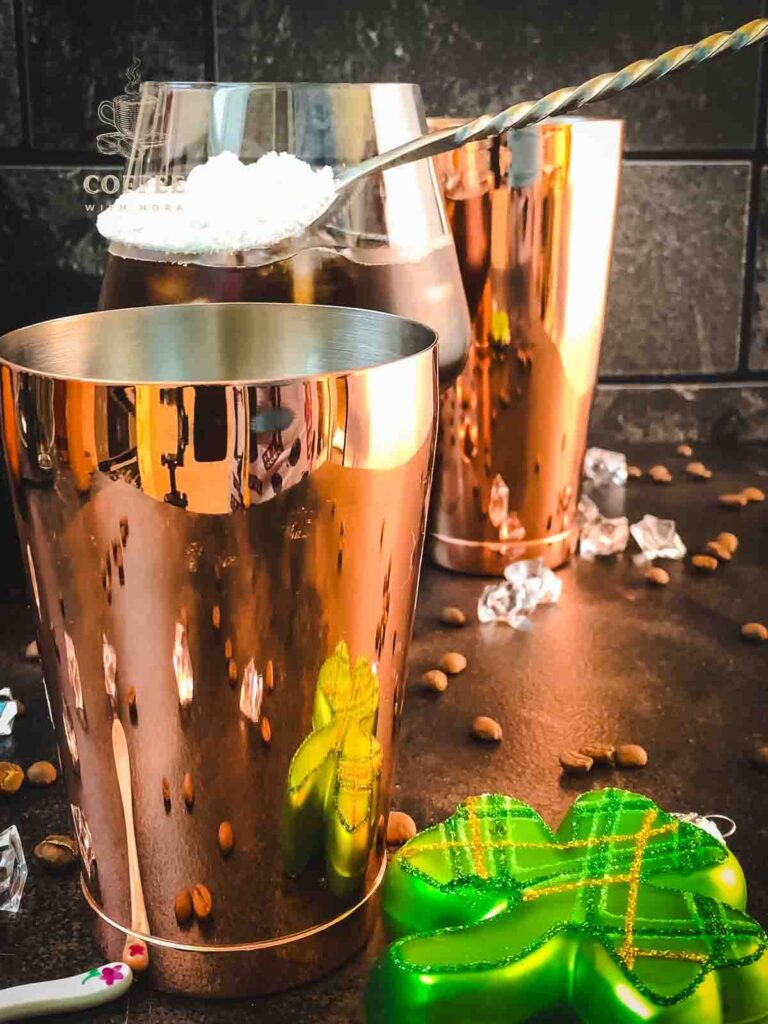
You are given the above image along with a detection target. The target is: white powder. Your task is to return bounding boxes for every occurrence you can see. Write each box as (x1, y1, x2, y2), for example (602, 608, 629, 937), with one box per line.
(96, 150, 336, 255)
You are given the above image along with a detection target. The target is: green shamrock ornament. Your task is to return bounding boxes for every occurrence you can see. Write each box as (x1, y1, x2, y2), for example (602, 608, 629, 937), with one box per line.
(367, 789, 768, 1024)
(282, 641, 382, 898)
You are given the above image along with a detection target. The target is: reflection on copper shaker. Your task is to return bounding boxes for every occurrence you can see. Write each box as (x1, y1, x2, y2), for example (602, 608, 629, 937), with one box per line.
(428, 118, 623, 574)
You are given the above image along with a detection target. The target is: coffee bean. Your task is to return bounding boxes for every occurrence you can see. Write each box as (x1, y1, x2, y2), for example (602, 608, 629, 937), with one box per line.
(717, 532, 739, 554)
(261, 716, 272, 745)
(676, 443, 693, 457)
(615, 743, 648, 768)
(579, 743, 615, 765)
(224, 637, 233, 660)
(705, 540, 731, 561)
(627, 465, 642, 479)
(439, 652, 467, 675)
(227, 659, 238, 685)
(218, 821, 234, 856)
(182, 772, 194, 809)
(741, 622, 768, 643)
(162, 777, 171, 810)
(386, 810, 417, 846)
(0, 762, 24, 794)
(440, 606, 466, 627)
(750, 745, 768, 771)
(26, 761, 57, 786)
(719, 492, 747, 507)
(192, 883, 213, 921)
(421, 669, 448, 693)
(648, 465, 672, 484)
(742, 486, 766, 503)
(471, 716, 502, 742)
(174, 888, 193, 924)
(685, 461, 712, 480)
(34, 834, 78, 870)
(691, 555, 718, 573)
(644, 567, 669, 586)
(559, 750, 593, 775)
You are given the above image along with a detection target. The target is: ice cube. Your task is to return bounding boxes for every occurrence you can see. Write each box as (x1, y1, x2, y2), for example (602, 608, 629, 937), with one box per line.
(584, 447, 628, 486)
(0, 825, 27, 915)
(580, 514, 629, 560)
(630, 514, 686, 561)
(0, 688, 18, 737)
(479, 557, 562, 629)
(239, 658, 264, 723)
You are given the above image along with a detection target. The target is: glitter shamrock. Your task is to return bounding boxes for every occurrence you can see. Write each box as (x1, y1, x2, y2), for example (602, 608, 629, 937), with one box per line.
(367, 789, 768, 1024)
(281, 641, 382, 898)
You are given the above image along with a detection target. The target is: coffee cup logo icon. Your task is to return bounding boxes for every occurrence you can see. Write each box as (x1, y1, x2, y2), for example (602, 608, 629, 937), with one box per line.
(96, 57, 163, 157)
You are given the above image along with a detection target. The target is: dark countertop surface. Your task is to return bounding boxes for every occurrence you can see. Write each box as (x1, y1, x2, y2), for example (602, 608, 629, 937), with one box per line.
(1, 442, 768, 1022)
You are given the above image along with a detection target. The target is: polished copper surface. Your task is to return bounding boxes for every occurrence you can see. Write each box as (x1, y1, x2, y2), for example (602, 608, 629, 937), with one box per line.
(427, 118, 623, 574)
(0, 303, 439, 995)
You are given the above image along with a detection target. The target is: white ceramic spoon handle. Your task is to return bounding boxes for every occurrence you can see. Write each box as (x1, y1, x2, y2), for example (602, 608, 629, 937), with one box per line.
(0, 962, 133, 1021)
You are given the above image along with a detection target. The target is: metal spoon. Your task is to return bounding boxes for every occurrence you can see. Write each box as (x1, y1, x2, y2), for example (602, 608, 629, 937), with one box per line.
(265, 16, 768, 258)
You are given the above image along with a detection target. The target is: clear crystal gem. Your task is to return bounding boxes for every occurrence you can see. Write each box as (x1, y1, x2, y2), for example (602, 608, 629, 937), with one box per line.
(0, 688, 18, 737)
(580, 514, 629, 560)
(583, 447, 628, 486)
(0, 825, 27, 914)
(478, 557, 562, 629)
(630, 514, 686, 561)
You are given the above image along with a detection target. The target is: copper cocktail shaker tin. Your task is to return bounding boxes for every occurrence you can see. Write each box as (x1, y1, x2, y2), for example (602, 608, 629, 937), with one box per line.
(428, 118, 623, 573)
(0, 303, 438, 995)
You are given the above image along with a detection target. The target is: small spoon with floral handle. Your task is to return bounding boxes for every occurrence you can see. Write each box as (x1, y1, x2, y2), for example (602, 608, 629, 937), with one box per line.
(0, 962, 132, 1021)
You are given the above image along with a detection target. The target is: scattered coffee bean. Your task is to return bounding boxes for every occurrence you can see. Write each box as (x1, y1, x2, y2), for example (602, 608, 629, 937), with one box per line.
(615, 744, 648, 768)
(579, 743, 616, 765)
(174, 888, 193, 925)
(750, 745, 768, 772)
(719, 492, 747, 508)
(440, 606, 466, 627)
(192, 883, 213, 921)
(127, 687, 138, 722)
(471, 715, 503, 742)
(648, 465, 672, 484)
(559, 750, 593, 775)
(742, 486, 766, 503)
(741, 622, 768, 643)
(218, 821, 234, 856)
(685, 461, 712, 480)
(0, 761, 24, 794)
(34, 834, 78, 870)
(261, 716, 272, 745)
(705, 540, 731, 561)
(717, 531, 739, 554)
(439, 651, 467, 675)
(676, 443, 693, 457)
(182, 772, 194, 809)
(691, 554, 718, 573)
(24, 639, 39, 661)
(227, 659, 238, 685)
(265, 659, 274, 691)
(387, 810, 417, 846)
(224, 637, 233, 660)
(627, 465, 642, 479)
(162, 776, 171, 810)
(26, 760, 57, 787)
(421, 669, 448, 693)
(211, 605, 221, 630)
(644, 567, 669, 586)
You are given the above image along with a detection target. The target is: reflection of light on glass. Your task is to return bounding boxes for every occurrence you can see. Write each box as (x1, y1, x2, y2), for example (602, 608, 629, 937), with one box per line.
(70, 803, 95, 879)
(102, 634, 118, 703)
(63, 700, 79, 768)
(239, 658, 263, 723)
(64, 630, 83, 711)
(25, 545, 40, 614)
(173, 622, 194, 707)
(614, 983, 652, 1020)
(560, 122, 623, 393)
